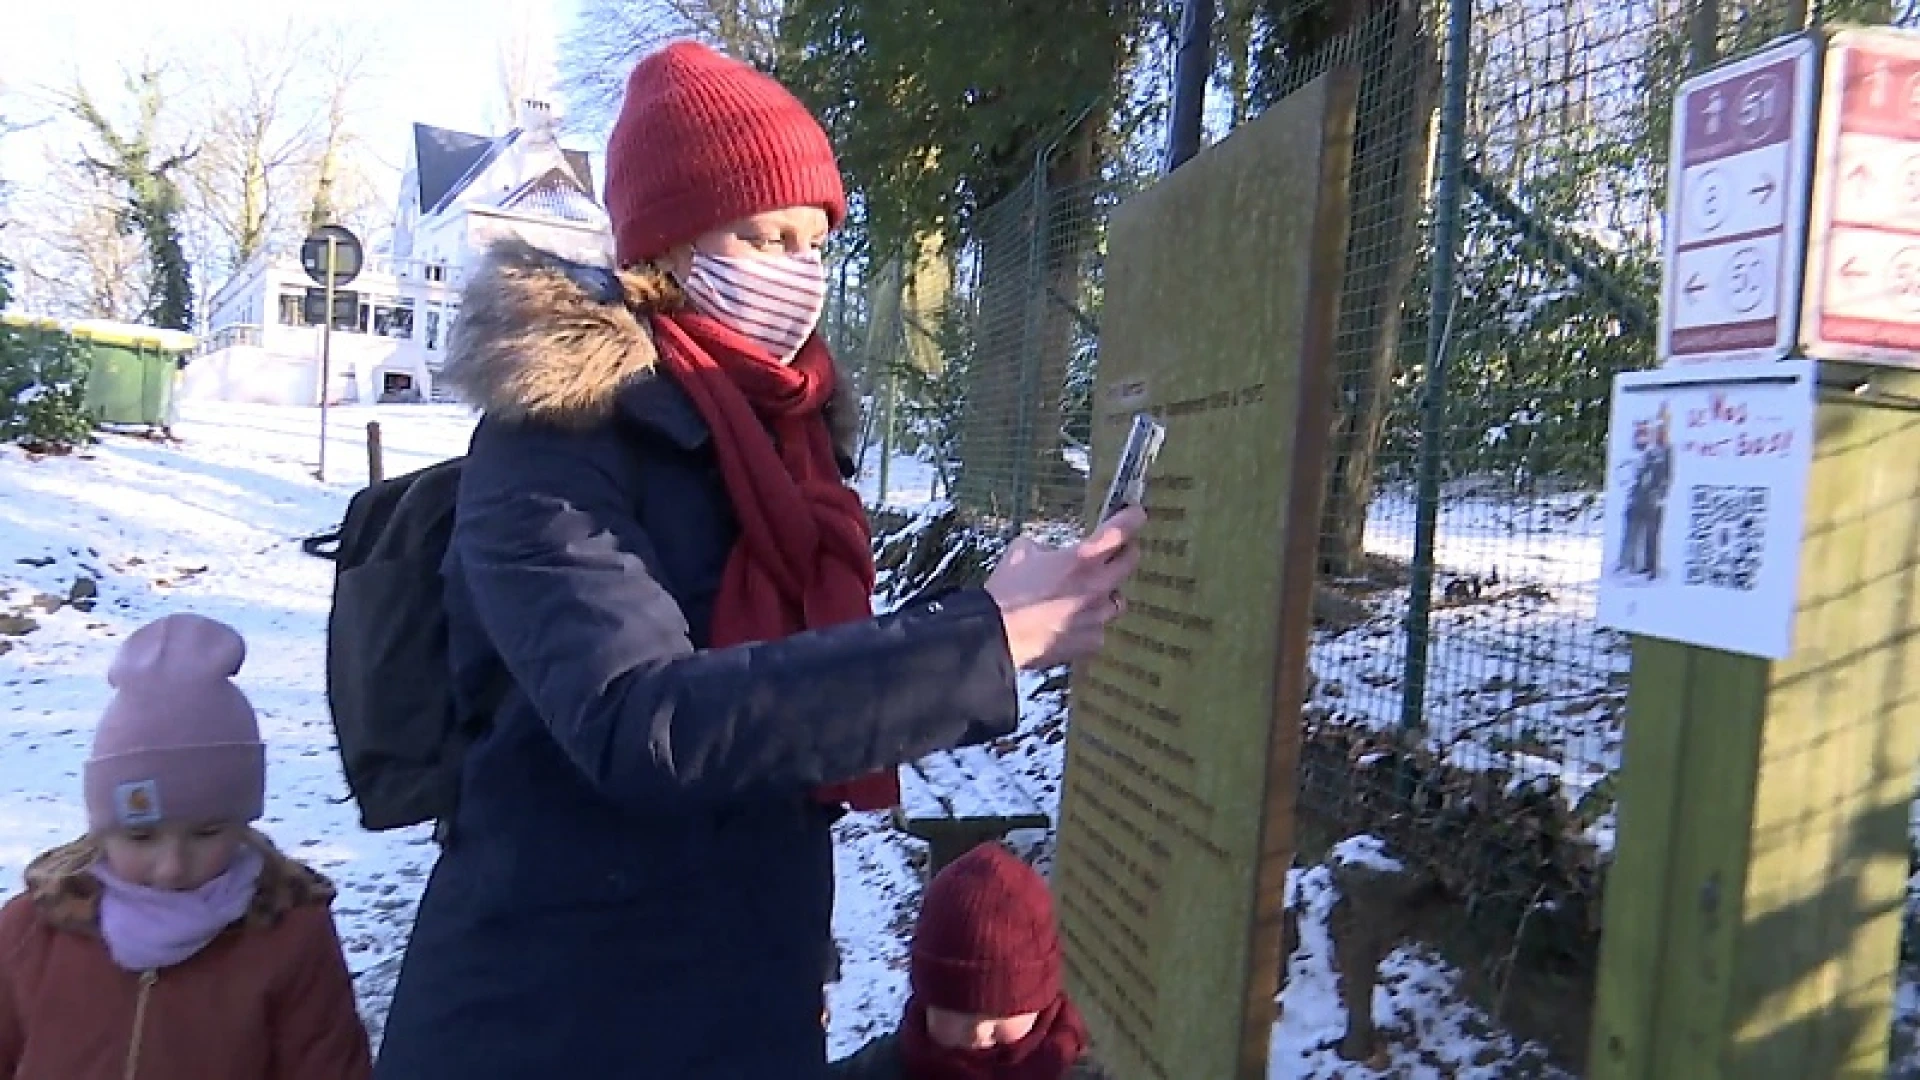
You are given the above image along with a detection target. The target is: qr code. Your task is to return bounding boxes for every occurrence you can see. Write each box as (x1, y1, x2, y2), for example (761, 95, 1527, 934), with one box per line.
(1684, 484, 1767, 591)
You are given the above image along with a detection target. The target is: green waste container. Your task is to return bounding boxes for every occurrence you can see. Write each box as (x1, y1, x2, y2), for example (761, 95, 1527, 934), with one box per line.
(69, 321, 196, 428)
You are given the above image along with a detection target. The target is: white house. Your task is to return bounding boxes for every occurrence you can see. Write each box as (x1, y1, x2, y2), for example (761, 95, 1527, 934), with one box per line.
(189, 99, 611, 408)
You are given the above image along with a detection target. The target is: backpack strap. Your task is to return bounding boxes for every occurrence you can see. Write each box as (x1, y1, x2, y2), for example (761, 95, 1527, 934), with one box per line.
(302, 526, 343, 561)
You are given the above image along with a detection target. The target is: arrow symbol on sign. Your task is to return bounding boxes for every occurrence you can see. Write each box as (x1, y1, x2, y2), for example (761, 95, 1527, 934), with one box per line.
(1840, 257, 1868, 282)
(1684, 274, 1707, 301)
(1750, 174, 1777, 202)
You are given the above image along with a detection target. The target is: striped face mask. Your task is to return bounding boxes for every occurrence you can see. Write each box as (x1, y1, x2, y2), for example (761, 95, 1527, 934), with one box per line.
(681, 250, 829, 363)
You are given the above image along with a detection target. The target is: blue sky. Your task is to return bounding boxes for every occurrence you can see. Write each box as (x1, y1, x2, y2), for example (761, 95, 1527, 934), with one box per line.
(1, 0, 596, 212)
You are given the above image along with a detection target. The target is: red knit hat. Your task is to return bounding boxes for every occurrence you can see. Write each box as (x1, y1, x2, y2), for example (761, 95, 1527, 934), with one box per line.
(603, 42, 847, 266)
(909, 843, 1063, 1017)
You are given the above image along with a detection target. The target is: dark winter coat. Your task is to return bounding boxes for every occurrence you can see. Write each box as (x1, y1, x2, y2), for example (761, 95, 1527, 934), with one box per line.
(370, 238, 1022, 1080)
(829, 1033, 1115, 1080)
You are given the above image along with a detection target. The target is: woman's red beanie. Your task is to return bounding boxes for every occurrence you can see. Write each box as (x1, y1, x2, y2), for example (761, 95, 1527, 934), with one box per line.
(602, 42, 847, 266)
(909, 843, 1064, 1017)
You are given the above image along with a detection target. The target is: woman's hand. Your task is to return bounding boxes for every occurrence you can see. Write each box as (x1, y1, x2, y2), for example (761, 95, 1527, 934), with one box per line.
(983, 506, 1147, 671)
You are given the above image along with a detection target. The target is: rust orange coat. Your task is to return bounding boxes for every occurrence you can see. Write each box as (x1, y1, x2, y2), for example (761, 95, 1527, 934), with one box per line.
(0, 831, 372, 1080)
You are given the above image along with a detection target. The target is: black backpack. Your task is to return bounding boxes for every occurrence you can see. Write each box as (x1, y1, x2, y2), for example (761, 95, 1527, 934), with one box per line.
(302, 458, 507, 835)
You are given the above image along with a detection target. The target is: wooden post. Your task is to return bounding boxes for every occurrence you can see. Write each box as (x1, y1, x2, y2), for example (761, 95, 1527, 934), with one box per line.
(1588, 362, 1920, 1080)
(365, 420, 384, 485)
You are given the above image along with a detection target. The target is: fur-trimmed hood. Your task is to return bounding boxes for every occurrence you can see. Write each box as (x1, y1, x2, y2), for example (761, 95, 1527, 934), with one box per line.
(22, 828, 337, 937)
(441, 236, 860, 462)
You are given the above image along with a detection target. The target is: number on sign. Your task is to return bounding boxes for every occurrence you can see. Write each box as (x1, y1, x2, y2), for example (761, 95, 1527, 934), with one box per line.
(1740, 75, 1781, 139)
(1891, 248, 1920, 313)
(1724, 246, 1769, 314)
(1902, 156, 1920, 208)
(1694, 169, 1730, 233)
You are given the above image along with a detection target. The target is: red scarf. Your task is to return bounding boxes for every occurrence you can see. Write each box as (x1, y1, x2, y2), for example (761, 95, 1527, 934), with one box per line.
(896, 995, 1091, 1080)
(649, 310, 897, 810)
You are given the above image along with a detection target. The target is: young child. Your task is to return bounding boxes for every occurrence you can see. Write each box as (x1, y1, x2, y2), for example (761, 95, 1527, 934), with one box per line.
(0, 612, 372, 1079)
(831, 842, 1110, 1080)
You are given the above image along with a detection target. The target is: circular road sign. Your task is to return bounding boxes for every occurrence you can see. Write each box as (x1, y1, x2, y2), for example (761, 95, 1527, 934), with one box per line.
(301, 224, 364, 288)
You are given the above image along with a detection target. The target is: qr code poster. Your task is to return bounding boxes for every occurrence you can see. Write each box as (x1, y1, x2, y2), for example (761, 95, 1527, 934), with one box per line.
(1596, 358, 1816, 659)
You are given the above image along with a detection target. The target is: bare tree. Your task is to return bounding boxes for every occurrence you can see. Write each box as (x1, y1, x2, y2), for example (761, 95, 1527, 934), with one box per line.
(488, 0, 562, 131)
(561, 0, 786, 126)
(302, 24, 382, 232)
(66, 66, 197, 329)
(10, 151, 150, 320)
(188, 21, 324, 273)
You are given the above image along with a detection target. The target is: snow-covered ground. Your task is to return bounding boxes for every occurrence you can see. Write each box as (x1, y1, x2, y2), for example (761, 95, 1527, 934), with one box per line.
(0, 400, 1887, 1075)
(1313, 486, 1630, 855)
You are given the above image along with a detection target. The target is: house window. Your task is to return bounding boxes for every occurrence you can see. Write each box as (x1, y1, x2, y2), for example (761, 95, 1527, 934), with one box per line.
(425, 264, 446, 283)
(425, 309, 442, 350)
(373, 299, 415, 339)
(277, 291, 308, 327)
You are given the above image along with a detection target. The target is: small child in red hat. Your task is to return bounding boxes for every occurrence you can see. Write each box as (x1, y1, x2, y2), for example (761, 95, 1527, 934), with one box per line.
(0, 612, 371, 1080)
(832, 842, 1111, 1080)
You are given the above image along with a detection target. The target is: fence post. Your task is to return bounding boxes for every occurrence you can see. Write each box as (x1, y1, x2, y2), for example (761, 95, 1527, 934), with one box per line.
(1586, 365, 1920, 1079)
(1397, 0, 1472, 731)
(877, 367, 896, 504)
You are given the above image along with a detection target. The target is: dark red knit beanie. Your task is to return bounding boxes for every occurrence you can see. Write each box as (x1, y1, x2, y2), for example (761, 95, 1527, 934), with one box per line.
(602, 42, 847, 266)
(909, 843, 1063, 1017)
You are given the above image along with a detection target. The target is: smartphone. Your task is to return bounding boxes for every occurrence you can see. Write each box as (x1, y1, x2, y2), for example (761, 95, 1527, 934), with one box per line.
(1098, 412, 1167, 523)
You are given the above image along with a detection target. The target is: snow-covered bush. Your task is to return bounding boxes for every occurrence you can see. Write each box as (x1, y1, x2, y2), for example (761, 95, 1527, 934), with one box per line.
(0, 318, 94, 453)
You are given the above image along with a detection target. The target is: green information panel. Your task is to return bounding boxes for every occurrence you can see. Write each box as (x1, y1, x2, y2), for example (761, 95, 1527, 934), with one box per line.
(1055, 67, 1357, 1080)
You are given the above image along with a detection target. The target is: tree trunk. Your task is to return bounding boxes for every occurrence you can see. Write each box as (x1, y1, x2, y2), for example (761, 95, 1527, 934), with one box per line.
(952, 173, 1043, 521)
(1266, 0, 1439, 576)
(1029, 114, 1103, 517)
(1224, 1, 1255, 128)
(900, 231, 951, 379)
(308, 91, 348, 230)
(956, 114, 1106, 522)
(241, 138, 269, 263)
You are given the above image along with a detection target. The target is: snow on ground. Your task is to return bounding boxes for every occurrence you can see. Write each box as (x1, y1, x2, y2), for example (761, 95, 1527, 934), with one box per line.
(1316, 485, 1630, 854)
(0, 401, 476, 1043)
(1272, 860, 1571, 1078)
(0, 401, 1836, 1075)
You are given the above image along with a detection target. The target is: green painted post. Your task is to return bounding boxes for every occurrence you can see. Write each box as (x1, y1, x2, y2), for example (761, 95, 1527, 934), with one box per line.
(1587, 363, 1920, 1080)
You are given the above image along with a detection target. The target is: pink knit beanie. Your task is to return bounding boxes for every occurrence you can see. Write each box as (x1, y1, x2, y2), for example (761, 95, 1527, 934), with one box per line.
(82, 613, 265, 832)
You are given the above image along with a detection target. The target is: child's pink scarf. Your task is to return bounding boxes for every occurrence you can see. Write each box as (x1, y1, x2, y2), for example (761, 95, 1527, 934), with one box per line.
(89, 844, 264, 972)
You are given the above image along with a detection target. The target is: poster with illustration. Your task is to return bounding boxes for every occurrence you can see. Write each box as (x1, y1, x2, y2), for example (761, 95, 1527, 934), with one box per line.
(1596, 358, 1815, 659)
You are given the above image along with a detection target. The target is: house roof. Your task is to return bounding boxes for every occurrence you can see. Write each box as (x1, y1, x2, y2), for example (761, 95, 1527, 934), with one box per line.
(563, 149, 594, 195)
(412, 123, 598, 213)
(412, 124, 495, 210)
(503, 168, 606, 223)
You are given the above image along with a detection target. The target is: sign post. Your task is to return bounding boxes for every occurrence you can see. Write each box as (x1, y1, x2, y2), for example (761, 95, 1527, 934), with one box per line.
(1590, 29, 1920, 1080)
(1658, 36, 1819, 367)
(301, 224, 363, 481)
(1802, 27, 1920, 364)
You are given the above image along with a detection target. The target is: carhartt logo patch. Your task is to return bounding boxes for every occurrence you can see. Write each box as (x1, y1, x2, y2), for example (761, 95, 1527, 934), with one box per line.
(115, 780, 162, 826)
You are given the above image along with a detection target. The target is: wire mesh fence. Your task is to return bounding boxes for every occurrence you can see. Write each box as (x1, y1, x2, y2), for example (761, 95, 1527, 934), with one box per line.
(841, 0, 1917, 1066)
(833, 166, 1126, 528)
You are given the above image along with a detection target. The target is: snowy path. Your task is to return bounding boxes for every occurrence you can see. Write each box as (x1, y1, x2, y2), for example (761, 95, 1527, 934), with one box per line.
(0, 403, 467, 1017)
(0, 402, 1593, 1074)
